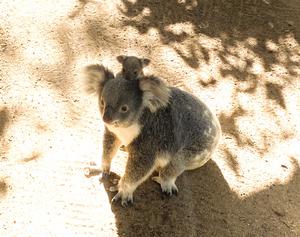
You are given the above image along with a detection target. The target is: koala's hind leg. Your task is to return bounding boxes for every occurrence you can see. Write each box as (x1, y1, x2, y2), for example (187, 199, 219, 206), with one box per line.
(101, 128, 121, 179)
(185, 150, 212, 171)
(152, 156, 186, 196)
(112, 153, 155, 207)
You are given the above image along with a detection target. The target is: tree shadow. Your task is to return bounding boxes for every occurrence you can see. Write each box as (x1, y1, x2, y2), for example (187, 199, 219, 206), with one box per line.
(27, 24, 84, 125)
(21, 152, 42, 163)
(120, 0, 299, 72)
(0, 26, 17, 60)
(101, 159, 299, 236)
(0, 108, 10, 160)
(0, 177, 9, 198)
(218, 106, 247, 147)
(68, 0, 95, 19)
(265, 82, 286, 109)
(0, 108, 9, 138)
(83, 15, 124, 54)
(222, 147, 240, 176)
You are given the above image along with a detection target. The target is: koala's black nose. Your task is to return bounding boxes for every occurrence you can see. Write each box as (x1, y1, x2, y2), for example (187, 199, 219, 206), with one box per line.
(102, 106, 114, 124)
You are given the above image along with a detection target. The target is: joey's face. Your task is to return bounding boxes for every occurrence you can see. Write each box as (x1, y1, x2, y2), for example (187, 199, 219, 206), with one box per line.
(122, 57, 144, 80)
(99, 79, 143, 127)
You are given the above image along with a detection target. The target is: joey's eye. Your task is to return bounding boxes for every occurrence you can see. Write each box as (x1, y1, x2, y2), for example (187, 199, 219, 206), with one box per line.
(122, 69, 125, 73)
(120, 105, 129, 113)
(134, 71, 138, 75)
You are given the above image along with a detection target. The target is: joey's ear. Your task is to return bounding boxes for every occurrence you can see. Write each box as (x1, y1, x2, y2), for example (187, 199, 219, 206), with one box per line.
(141, 58, 150, 67)
(83, 64, 114, 95)
(139, 76, 170, 113)
(116, 55, 127, 64)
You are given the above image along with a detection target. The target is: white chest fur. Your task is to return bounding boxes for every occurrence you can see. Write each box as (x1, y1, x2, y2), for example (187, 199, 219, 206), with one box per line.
(106, 123, 141, 146)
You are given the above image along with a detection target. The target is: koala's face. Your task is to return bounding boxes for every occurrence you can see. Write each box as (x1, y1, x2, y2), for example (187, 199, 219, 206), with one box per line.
(117, 55, 150, 80)
(99, 78, 143, 127)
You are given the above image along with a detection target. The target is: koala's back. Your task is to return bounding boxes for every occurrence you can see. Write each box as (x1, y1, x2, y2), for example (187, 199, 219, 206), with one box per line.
(132, 87, 220, 156)
(170, 88, 220, 150)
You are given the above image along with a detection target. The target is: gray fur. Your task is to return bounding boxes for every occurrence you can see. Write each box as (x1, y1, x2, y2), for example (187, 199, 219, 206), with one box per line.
(116, 55, 150, 80)
(84, 64, 221, 207)
(84, 64, 114, 95)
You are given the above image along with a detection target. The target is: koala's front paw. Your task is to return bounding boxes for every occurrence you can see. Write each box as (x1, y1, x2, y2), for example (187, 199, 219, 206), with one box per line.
(99, 164, 111, 182)
(152, 176, 178, 196)
(112, 191, 133, 207)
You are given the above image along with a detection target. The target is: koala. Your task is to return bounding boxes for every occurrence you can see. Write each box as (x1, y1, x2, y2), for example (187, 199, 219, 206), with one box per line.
(116, 55, 150, 80)
(84, 64, 221, 207)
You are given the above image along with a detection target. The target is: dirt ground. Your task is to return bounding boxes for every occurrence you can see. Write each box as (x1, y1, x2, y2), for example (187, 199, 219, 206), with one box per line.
(1, 0, 300, 236)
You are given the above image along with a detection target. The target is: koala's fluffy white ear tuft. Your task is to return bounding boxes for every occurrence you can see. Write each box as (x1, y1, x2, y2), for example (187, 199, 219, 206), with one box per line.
(117, 55, 127, 63)
(83, 64, 114, 95)
(141, 58, 150, 67)
(139, 76, 170, 113)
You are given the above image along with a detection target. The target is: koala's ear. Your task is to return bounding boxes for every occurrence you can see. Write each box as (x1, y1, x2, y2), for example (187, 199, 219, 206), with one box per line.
(83, 64, 114, 95)
(141, 58, 150, 67)
(139, 76, 170, 113)
(117, 55, 127, 64)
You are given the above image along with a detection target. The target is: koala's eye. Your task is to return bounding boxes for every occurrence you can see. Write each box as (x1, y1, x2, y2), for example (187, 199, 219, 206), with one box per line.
(122, 69, 125, 73)
(120, 105, 129, 113)
(134, 71, 138, 75)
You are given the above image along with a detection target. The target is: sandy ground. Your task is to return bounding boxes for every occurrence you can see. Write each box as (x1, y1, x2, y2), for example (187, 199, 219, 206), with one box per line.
(1, 0, 300, 236)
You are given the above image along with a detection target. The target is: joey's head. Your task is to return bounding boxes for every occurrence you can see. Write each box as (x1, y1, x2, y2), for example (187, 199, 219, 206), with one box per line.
(84, 64, 170, 128)
(117, 55, 150, 80)
(100, 79, 143, 127)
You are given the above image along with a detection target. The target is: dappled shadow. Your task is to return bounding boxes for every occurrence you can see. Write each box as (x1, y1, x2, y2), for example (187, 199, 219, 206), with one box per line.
(120, 0, 299, 73)
(217, 100, 295, 175)
(0, 108, 10, 159)
(265, 82, 286, 108)
(222, 147, 240, 176)
(0, 108, 9, 138)
(84, 16, 123, 54)
(199, 77, 217, 88)
(0, 178, 9, 198)
(35, 122, 50, 133)
(218, 106, 247, 147)
(27, 24, 83, 124)
(102, 159, 299, 236)
(0, 27, 17, 60)
(21, 152, 42, 163)
(69, 0, 95, 19)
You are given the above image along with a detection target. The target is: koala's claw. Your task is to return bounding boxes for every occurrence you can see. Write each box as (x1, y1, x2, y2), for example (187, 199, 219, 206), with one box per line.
(112, 191, 133, 207)
(163, 185, 178, 196)
(152, 176, 178, 196)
